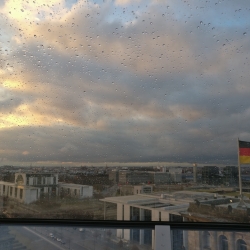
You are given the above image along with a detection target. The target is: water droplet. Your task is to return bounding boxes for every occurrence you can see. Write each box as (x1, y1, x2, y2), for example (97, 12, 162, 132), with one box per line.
(48, 29, 51, 32)
(243, 32, 247, 36)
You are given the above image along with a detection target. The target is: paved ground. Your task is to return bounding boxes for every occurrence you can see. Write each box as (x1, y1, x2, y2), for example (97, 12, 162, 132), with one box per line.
(10, 225, 119, 250)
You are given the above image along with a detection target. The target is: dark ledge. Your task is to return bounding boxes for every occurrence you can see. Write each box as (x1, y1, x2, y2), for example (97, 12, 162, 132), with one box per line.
(0, 219, 250, 231)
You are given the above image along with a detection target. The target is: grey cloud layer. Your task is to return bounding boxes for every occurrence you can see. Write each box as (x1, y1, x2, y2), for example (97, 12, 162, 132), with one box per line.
(1, 0, 250, 165)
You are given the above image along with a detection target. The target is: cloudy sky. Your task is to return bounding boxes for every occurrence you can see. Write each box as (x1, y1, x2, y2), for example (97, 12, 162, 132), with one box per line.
(0, 0, 250, 166)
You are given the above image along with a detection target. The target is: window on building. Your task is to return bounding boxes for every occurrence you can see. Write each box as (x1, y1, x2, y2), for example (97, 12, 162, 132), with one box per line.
(202, 231, 211, 249)
(10, 187, 12, 196)
(144, 209, 152, 221)
(237, 239, 247, 250)
(130, 207, 140, 221)
(15, 188, 17, 198)
(37, 176, 41, 185)
(219, 235, 228, 250)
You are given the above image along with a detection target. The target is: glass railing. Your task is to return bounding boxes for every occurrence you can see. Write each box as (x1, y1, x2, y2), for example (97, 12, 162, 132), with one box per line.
(1, 221, 250, 250)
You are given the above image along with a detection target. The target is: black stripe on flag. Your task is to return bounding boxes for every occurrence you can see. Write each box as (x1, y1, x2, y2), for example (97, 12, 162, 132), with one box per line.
(239, 140, 250, 148)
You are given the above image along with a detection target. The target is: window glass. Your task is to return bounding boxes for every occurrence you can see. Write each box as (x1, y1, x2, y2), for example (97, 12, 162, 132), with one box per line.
(0, 0, 250, 226)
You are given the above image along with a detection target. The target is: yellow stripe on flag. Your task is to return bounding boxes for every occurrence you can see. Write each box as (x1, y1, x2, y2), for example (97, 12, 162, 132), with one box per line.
(240, 155, 250, 164)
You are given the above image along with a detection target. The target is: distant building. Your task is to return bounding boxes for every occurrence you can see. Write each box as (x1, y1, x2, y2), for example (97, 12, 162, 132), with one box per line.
(193, 163, 197, 183)
(0, 172, 93, 204)
(134, 185, 153, 195)
(119, 185, 134, 196)
(119, 171, 151, 185)
(59, 183, 93, 199)
(223, 166, 238, 187)
(118, 170, 182, 185)
(148, 172, 172, 184)
(201, 166, 221, 185)
(109, 170, 119, 183)
(119, 185, 153, 196)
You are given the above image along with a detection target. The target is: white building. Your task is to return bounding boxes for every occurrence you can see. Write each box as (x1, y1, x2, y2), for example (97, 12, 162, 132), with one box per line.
(169, 168, 182, 183)
(0, 181, 40, 204)
(0, 172, 93, 204)
(134, 185, 153, 195)
(58, 183, 93, 198)
(101, 191, 226, 249)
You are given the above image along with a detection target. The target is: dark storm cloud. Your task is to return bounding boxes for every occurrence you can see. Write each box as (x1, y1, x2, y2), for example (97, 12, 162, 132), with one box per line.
(1, 0, 250, 165)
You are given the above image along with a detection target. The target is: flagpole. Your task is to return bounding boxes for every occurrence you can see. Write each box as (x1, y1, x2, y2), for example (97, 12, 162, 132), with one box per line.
(237, 138, 245, 208)
(238, 138, 242, 197)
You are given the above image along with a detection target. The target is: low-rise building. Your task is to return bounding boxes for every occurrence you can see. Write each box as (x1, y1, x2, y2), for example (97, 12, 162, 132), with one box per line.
(119, 171, 151, 185)
(0, 172, 93, 204)
(101, 191, 219, 249)
(109, 170, 119, 183)
(134, 185, 153, 195)
(148, 172, 172, 184)
(0, 181, 40, 204)
(58, 183, 93, 198)
(223, 166, 238, 187)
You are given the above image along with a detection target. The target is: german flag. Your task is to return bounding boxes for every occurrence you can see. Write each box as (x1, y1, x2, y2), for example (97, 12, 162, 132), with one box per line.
(239, 140, 250, 164)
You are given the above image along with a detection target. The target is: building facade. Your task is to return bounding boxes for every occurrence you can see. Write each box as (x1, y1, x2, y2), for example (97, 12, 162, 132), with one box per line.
(59, 183, 93, 198)
(185, 230, 249, 250)
(0, 172, 93, 204)
(223, 166, 238, 187)
(101, 191, 218, 249)
(201, 166, 221, 185)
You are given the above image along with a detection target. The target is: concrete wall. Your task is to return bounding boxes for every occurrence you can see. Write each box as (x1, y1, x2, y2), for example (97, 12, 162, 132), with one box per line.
(24, 189, 39, 204)
(124, 204, 130, 220)
(134, 185, 153, 195)
(81, 186, 93, 198)
(152, 210, 160, 221)
(117, 203, 123, 220)
(0, 182, 40, 204)
(161, 211, 170, 221)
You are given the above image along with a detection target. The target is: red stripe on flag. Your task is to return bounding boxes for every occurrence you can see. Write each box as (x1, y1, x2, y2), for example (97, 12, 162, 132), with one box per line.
(239, 148, 250, 156)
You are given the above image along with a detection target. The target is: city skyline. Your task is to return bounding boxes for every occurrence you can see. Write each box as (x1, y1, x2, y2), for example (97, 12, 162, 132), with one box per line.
(1, 0, 250, 166)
